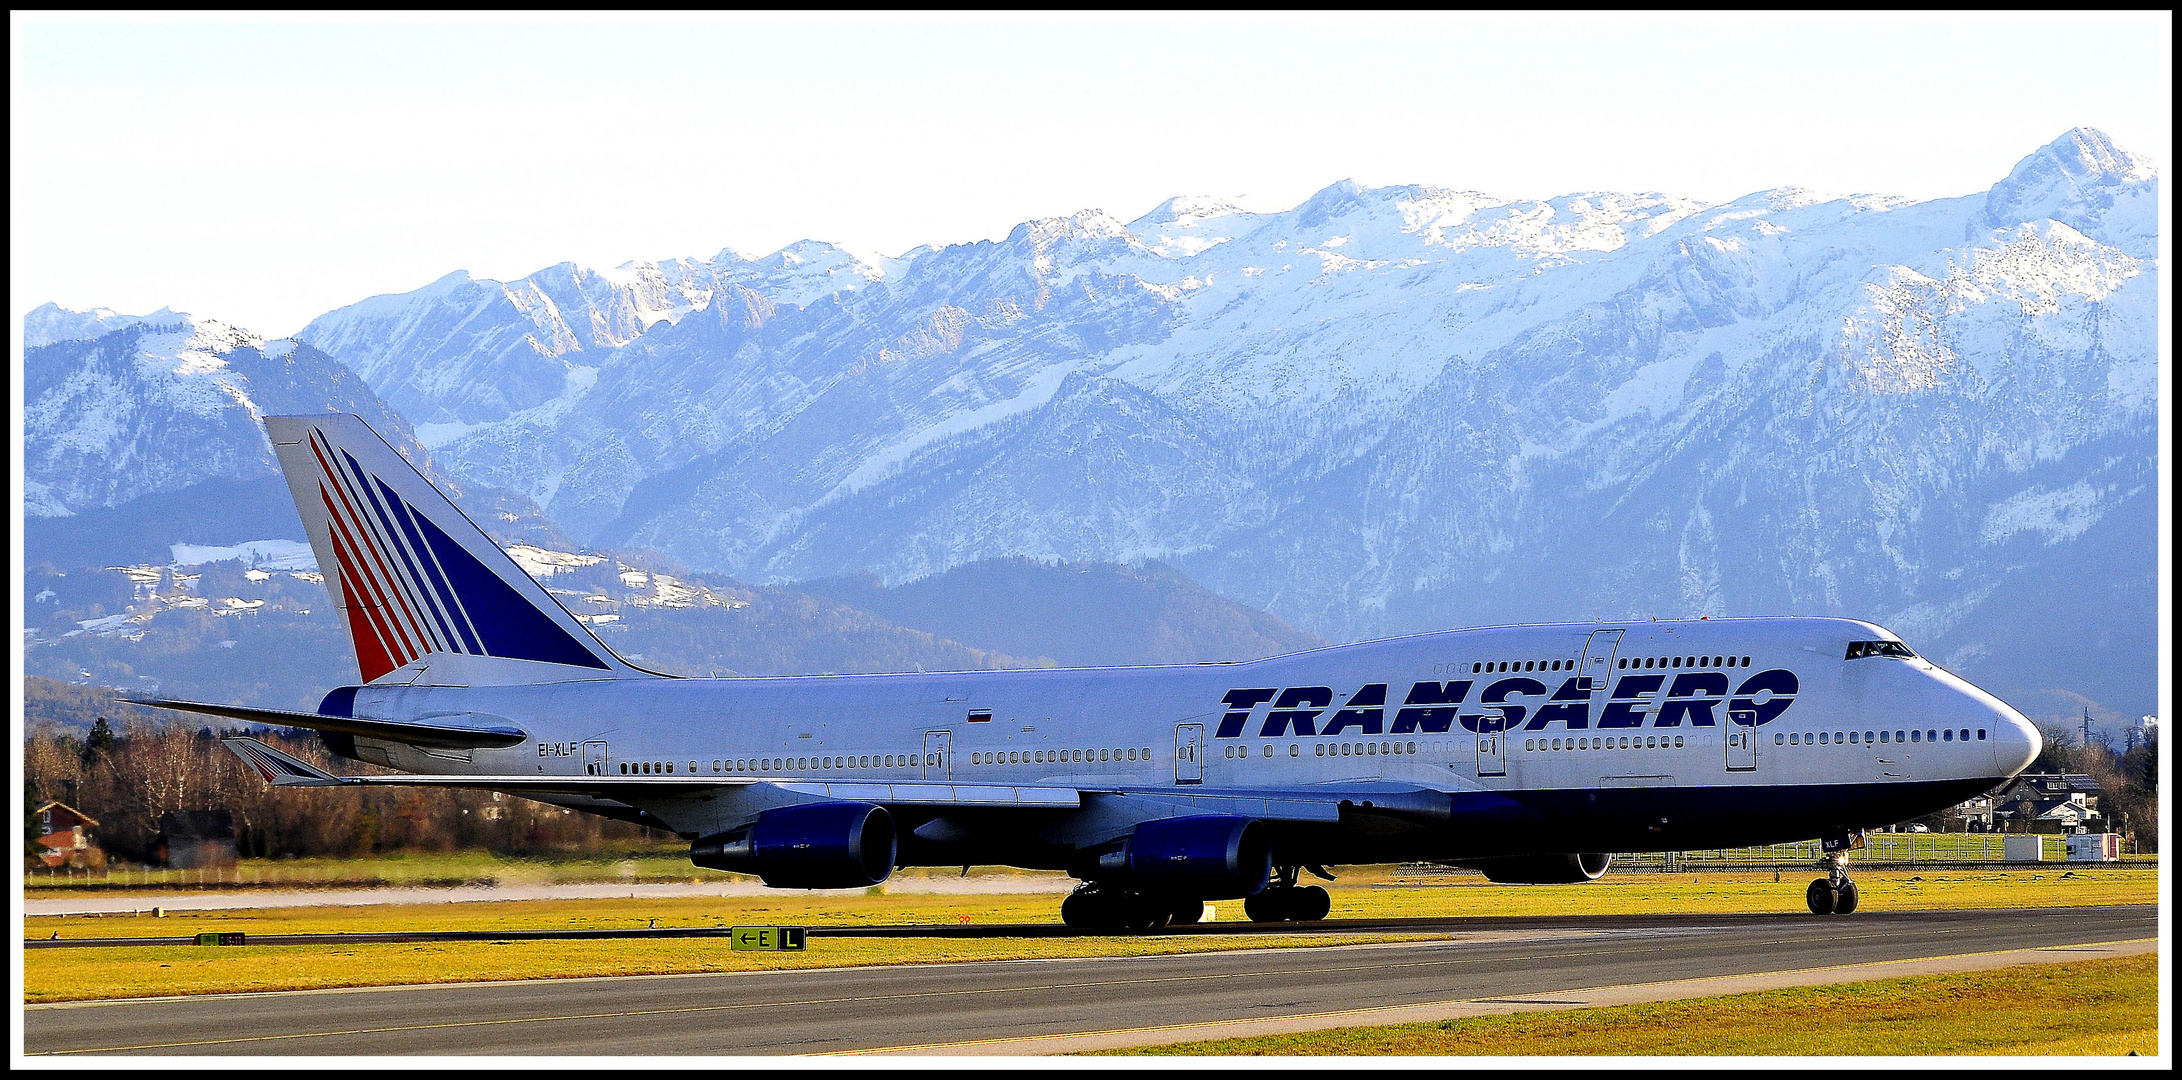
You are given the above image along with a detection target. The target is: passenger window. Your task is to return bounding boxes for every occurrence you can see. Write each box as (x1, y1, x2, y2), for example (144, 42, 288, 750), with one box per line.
(1910, 731, 1920, 743)
(1927, 730, 1938, 743)
(1894, 731, 1905, 743)
(1290, 745, 1300, 756)
(1977, 729, 1986, 740)
(1775, 734, 1785, 745)
(1674, 736, 1684, 748)
(1407, 742, 1417, 754)
(1942, 730, 1952, 742)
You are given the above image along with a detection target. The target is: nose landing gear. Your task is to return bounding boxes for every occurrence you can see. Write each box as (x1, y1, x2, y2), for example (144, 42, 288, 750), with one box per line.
(1806, 830, 1864, 915)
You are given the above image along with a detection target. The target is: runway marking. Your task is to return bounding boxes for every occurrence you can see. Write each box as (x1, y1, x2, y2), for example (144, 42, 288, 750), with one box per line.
(832, 937, 2161, 1056)
(30, 940, 1651, 1055)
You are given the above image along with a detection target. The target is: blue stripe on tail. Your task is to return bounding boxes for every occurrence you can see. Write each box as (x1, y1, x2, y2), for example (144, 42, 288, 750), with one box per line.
(411, 507, 610, 669)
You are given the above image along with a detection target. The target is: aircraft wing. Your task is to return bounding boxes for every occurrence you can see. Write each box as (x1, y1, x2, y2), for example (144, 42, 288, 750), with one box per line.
(219, 737, 1082, 806)
(223, 737, 1506, 824)
(132, 697, 528, 750)
(1091, 783, 1523, 825)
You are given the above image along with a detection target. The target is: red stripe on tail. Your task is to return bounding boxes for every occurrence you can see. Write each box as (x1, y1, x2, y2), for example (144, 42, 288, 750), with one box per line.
(312, 436, 437, 657)
(324, 495, 401, 682)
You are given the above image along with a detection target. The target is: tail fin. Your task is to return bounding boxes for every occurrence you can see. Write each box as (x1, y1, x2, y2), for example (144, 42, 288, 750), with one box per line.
(266, 413, 649, 686)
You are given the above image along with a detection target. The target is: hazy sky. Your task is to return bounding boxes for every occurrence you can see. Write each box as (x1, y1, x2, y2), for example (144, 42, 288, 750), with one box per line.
(11, 12, 2172, 338)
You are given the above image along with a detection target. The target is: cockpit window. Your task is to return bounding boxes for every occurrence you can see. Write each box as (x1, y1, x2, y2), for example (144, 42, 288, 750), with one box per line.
(1845, 640, 1917, 660)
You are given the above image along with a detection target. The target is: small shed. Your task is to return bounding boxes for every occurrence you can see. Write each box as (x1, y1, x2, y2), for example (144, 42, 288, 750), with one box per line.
(154, 810, 238, 869)
(34, 801, 102, 868)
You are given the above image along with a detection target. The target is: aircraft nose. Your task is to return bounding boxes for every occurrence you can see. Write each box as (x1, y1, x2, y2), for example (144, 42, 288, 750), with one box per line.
(1994, 708, 2041, 777)
(1920, 664, 2039, 779)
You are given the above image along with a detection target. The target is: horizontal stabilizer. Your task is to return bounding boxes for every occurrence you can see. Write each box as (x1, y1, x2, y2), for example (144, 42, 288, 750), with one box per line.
(221, 737, 348, 787)
(128, 697, 528, 749)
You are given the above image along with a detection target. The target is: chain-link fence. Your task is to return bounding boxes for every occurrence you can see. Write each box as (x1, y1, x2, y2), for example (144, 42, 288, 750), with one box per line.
(1402, 833, 2155, 875)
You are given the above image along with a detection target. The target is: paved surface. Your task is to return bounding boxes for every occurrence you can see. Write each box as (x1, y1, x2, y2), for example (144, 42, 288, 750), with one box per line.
(22, 905, 2155, 1056)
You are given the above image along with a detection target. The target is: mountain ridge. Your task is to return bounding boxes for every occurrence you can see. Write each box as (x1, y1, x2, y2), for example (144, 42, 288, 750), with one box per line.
(25, 127, 2158, 723)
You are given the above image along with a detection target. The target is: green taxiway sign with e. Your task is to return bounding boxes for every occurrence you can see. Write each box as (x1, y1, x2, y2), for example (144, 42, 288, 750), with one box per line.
(731, 926, 807, 952)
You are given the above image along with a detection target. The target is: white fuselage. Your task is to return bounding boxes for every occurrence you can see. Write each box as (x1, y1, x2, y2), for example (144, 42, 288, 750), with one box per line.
(335, 616, 2038, 864)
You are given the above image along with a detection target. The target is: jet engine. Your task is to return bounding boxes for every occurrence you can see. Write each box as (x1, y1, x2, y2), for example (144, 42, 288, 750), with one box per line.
(690, 802, 896, 889)
(1095, 815, 1272, 899)
(1457, 852, 1611, 884)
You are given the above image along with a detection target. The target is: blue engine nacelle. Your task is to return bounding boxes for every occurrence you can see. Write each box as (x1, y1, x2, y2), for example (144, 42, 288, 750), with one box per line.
(1096, 815, 1272, 899)
(690, 802, 897, 889)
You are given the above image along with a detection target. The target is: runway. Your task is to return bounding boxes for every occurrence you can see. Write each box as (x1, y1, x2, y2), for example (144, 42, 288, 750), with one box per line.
(21, 905, 2157, 1056)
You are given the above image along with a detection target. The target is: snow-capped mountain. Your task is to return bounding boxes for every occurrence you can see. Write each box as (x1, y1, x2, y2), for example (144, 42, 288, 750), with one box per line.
(296, 242, 894, 436)
(27, 128, 2158, 721)
(21, 310, 419, 519)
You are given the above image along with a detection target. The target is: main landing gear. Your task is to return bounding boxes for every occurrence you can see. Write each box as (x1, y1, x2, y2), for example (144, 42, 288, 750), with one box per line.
(1060, 864, 1336, 931)
(1060, 883, 1205, 932)
(1806, 830, 1864, 915)
(1244, 864, 1333, 923)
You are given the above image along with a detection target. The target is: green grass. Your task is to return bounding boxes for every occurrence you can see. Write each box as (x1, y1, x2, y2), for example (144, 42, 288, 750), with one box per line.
(1093, 953, 2161, 1056)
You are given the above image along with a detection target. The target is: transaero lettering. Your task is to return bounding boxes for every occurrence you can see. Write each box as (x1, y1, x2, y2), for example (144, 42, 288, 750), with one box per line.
(1214, 670, 1800, 738)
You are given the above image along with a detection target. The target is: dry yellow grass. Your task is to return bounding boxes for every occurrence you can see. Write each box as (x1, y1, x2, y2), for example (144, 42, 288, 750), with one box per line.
(1097, 953, 2161, 1056)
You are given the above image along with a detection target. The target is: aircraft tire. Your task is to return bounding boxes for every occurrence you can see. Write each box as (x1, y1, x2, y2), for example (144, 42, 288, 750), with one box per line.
(1244, 891, 1289, 923)
(1130, 898, 1170, 932)
(1167, 900, 1204, 926)
(1294, 885, 1331, 922)
(1806, 878, 1837, 915)
(1061, 889, 1097, 930)
(1834, 880, 1859, 915)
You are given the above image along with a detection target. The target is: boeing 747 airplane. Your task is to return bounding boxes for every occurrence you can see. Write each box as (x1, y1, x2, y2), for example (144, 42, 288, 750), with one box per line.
(141, 414, 2043, 927)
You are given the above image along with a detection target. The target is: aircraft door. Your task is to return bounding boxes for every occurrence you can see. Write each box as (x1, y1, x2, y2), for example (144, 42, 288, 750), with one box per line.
(583, 741, 608, 776)
(924, 731, 952, 781)
(1476, 715, 1508, 777)
(1726, 709, 1758, 772)
(1579, 629, 1624, 695)
(1175, 723, 1204, 784)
